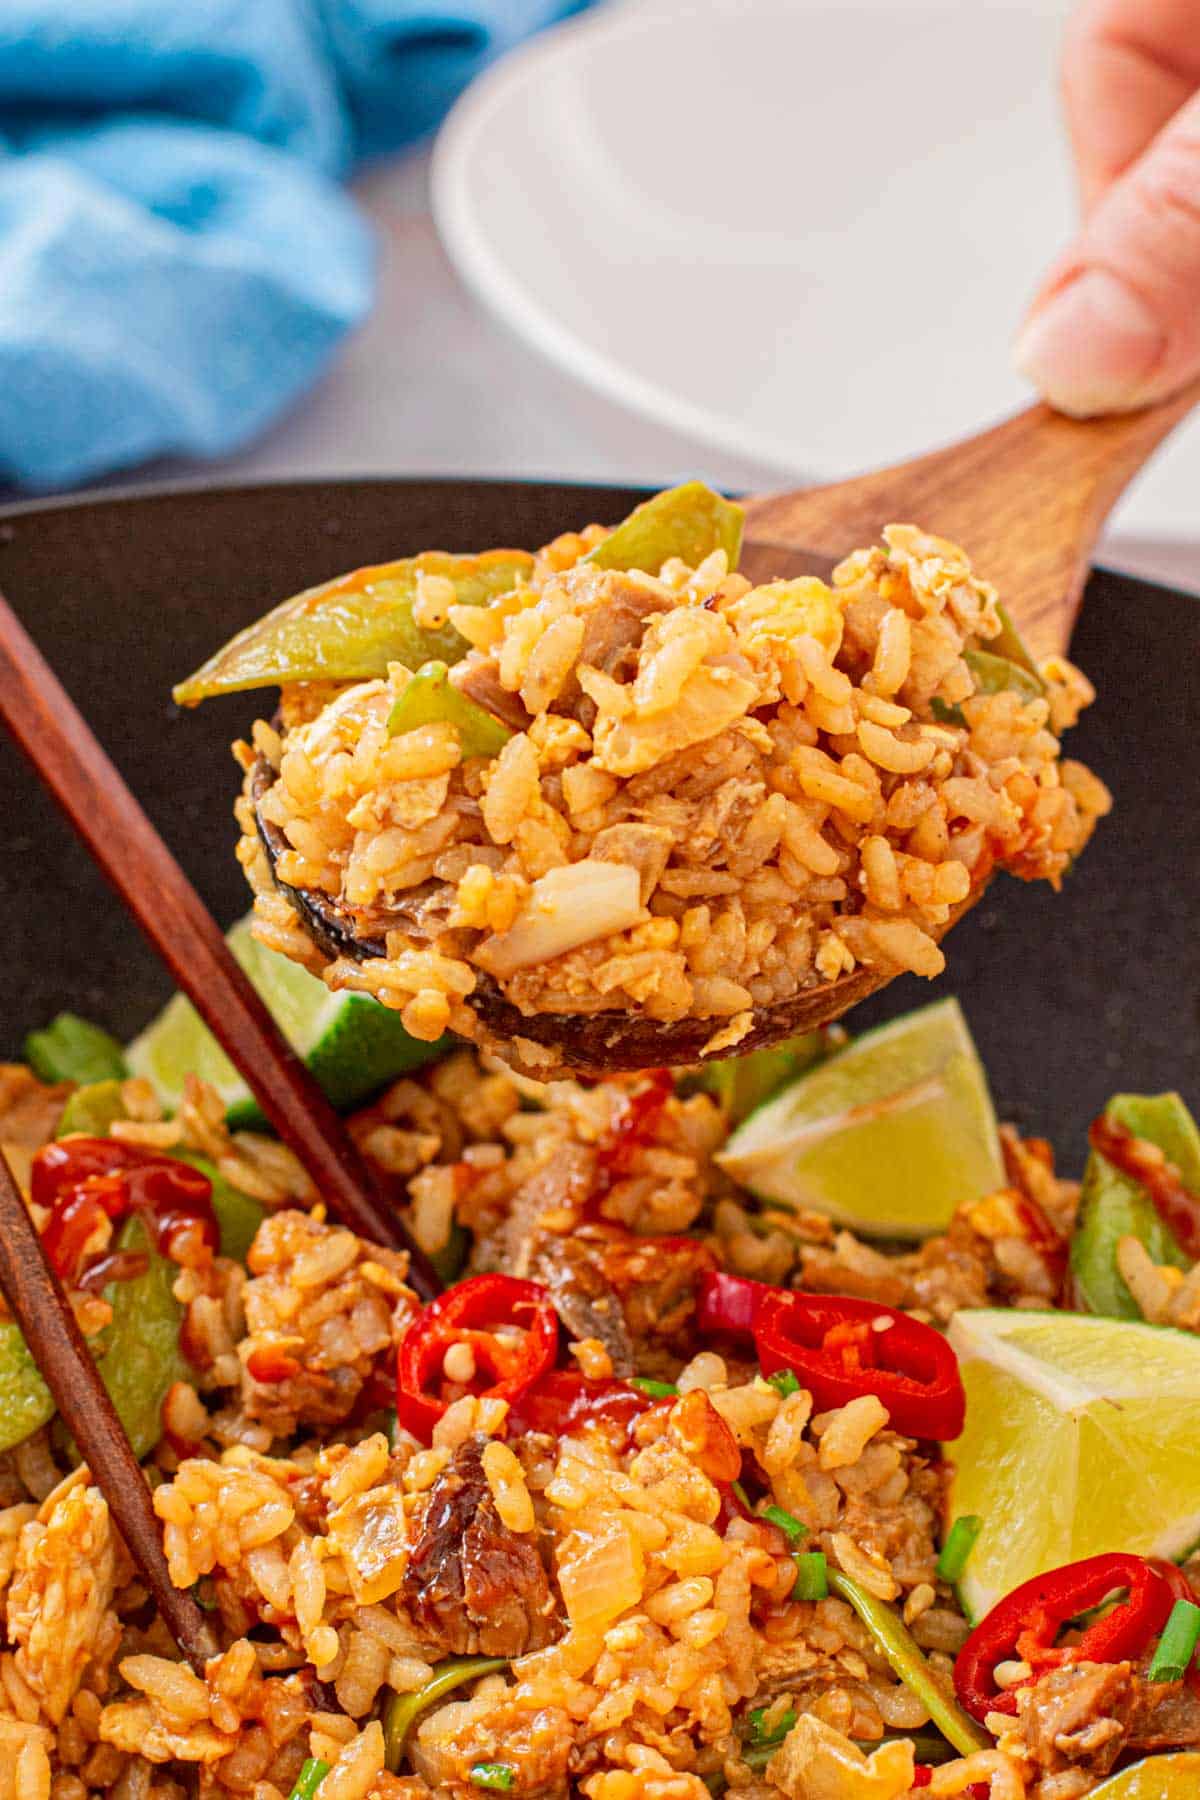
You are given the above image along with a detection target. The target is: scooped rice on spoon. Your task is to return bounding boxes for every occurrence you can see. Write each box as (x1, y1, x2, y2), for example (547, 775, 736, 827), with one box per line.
(175, 485, 1110, 1077)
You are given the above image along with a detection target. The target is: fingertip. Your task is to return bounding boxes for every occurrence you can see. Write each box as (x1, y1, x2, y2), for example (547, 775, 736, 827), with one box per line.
(1013, 268, 1166, 415)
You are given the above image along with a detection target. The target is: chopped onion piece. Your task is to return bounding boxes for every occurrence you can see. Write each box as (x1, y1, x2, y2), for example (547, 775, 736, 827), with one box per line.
(477, 862, 643, 979)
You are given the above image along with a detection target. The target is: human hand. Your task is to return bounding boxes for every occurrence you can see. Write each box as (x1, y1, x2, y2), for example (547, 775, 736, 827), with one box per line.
(1015, 0, 1200, 414)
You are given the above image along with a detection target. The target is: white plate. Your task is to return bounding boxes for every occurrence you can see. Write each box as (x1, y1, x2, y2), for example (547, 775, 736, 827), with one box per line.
(433, 0, 1200, 562)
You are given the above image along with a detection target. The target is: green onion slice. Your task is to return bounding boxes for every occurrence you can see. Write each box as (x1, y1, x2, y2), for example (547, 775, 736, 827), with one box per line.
(746, 1704, 796, 1748)
(383, 1657, 508, 1772)
(763, 1504, 808, 1543)
(826, 1569, 989, 1758)
(629, 1378, 678, 1398)
(1148, 1599, 1200, 1683)
(791, 1551, 828, 1600)
(470, 1764, 517, 1791)
(288, 1760, 329, 1800)
(937, 1515, 982, 1584)
(767, 1368, 801, 1398)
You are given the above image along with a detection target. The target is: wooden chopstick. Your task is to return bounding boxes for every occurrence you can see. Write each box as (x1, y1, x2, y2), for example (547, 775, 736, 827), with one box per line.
(0, 590, 440, 1302)
(0, 1147, 217, 1671)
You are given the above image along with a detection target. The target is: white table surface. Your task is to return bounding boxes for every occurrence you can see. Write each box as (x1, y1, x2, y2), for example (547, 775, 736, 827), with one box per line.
(141, 143, 1200, 597)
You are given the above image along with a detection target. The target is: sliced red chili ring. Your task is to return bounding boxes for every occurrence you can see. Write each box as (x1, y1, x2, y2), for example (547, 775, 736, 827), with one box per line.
(31, 1136, 218, 1283)
(395, 1272, 559, 1443)
(696, 1269, 778, 1338)
(954, 1552, 1181, 1722)
(753, 1290, 965, 1440)
(505, 1367, 652, 1440)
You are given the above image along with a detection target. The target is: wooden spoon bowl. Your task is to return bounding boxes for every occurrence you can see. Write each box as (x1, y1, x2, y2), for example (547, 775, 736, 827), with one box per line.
(253, 384, 1199, 1075)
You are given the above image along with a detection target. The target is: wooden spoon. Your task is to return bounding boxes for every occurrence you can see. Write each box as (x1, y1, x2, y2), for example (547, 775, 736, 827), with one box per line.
(256, 387, 1199, 1075)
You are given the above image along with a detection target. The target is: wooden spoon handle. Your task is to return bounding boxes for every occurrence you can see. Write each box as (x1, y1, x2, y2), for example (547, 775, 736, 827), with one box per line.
(744, 377, 1200, 658)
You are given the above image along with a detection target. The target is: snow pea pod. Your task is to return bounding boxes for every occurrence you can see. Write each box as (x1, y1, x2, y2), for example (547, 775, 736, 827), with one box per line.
(24, 1013, 126, 1086)
(1070, 1093, 1198, 1319)
(586, 482, 743, 576)
(387, 660, 511, 758)
(99, 1216, 193, 1459)
(173, 550, 534, 705)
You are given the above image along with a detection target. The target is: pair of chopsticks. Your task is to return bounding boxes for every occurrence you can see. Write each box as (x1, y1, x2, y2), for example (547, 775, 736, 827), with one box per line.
(0, 589, 442, 1670)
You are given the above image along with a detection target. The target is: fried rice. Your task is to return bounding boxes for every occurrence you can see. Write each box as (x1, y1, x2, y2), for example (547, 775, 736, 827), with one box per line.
(1, 1035, 1198, 1800)
(228, 516, 1109, 1069)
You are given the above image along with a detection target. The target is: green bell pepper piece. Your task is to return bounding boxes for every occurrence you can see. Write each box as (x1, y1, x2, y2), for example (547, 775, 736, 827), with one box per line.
(0, 1327, 55, 1454)
(932, 648, 1045, 726)
(25, 1014, 127, 1086)
(826, 1569, 990, 1757)
(987, 600, 1044, 686)
(1070, 1093, 1198, 1319)
(56, 1079, 129, 1139)
(168, 1150, 264, 1264)
(173, 550, 534, 705)
(97, 1216, 193, 1459)
(387, 660, 511, 758)
(586, 482, 744, 576)
(383, 1658, 508, 1771)
(963, 648, 1046, 704)
(693, 1031, 830, 1127)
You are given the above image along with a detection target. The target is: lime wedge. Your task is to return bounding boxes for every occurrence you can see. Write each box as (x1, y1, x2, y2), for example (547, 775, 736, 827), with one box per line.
(1091, 1755, 1200, 1799)
(127, 916, 449, 1125)
(716, 998, 1003, 1238)
(945, 1309, 1200, 1623)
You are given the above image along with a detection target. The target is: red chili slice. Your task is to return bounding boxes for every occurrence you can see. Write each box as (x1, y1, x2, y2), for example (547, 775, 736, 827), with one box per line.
(954, 1553, 1180, 1722)
(395, 1272, 559, 1443)
(753, 1290, 965, 1440)
(696, 1268, 777, 1338)
(505, 1367, 652, 1440)
(31, 1137, 218, 1283)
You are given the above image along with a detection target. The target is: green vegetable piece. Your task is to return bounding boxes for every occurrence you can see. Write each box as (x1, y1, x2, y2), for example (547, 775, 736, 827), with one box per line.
(767, 1368, 801, 1399)
(696, 1032, 829, 1127)
(470, 1766, 516, 1791)
(383, 1657, 508, 1772)
(173, 551, 534, 705)
(288, 1759, 330, 1800)
(987, 600, 1044, 683)
(169, 1150, 264, 1263)
(1070, 1093, 1199, 1320)
(1148, 1599, 1200, 1683)
(98, 1217, 194, 1459)
(937, 1514, 982, 1583)
(731, 1480, 751, 1511)
(0, 1325, 56, 1455)
(763, 1504, 808, 1543)
(746, 1705, 796, 1747)
(791, 1551, 828, 1600)
(826, 1569, 990, 1757)
(629, 1378, 678, 1398)
(387, 660, 511, 758)
(586, 482, 744, 577)
(740, 1734, 956, 1777)
(25, 1014, 127, 1086)
(962, 649, 1046, 706)
(56, 1079, 129, 1139)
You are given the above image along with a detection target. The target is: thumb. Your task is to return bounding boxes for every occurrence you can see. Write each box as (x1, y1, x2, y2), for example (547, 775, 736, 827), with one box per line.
(1015, 86, 1200, 415)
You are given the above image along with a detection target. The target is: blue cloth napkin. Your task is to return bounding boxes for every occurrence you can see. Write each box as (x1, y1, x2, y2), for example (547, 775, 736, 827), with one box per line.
(0, 0, 586, 488)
